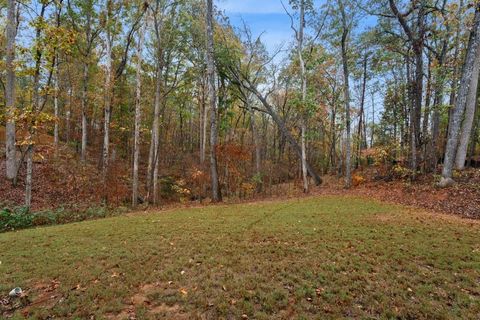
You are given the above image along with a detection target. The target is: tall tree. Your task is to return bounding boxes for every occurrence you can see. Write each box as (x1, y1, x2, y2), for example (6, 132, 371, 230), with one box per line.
(67, 0, 101, 162)
(132, 11, 147, 207)
(25, 1, 53, 208)
(5, 0, 17, 181)
(101, 0, 114, 198)
(147, 0, 166, 205)
(338, 0, 352, 188)
(388, 0, 427, 179)
(290, 0, 310, 193)
(440, 3, 480, 186)
(206, 0, 221, 202)
(455, 46, 480, 170)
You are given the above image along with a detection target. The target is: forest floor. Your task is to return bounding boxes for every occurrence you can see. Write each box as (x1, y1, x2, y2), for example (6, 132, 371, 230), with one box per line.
(2, 152, 480, 220)
(1, 196, 479, 319)
(317, 168, 480, 219)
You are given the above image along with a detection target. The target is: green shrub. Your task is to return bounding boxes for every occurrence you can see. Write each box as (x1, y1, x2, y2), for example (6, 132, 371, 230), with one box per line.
(0, 207, 34, 232)
(32, 209, 58, 226)
(1, 205, 127, 233)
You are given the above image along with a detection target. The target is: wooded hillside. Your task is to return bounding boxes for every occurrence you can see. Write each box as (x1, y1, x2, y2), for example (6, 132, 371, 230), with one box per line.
(1, 0, 479, 214)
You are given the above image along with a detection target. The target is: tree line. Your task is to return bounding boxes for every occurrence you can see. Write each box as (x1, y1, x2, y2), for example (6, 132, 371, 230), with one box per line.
(1, 0, 479, 208)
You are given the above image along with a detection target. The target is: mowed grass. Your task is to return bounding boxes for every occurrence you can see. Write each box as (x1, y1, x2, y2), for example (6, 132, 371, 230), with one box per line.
(1, 196, 479, 319)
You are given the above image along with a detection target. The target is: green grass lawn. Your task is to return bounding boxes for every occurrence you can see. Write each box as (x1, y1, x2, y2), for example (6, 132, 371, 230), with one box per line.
(1, 196, 479, 319)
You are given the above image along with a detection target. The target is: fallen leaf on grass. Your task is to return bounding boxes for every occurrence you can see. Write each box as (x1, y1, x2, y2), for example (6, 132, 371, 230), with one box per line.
(71, 284, 86, 291)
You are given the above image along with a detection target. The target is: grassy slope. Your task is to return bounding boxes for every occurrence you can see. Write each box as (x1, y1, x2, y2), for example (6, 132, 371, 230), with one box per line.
(1, 196, 479, 319)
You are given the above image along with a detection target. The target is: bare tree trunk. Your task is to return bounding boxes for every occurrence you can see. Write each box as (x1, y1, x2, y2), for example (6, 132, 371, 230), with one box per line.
(428, 39, 448, 171)
(329, 99, 337, 173)
(389, 0, 426, 177)
(5, 0, 17, 181)
(200, 76, 207, 164)
(66, 92, 71, 144)
(357, 52, 368, 166)
(421, 54, 433, 172)
(469, 101, 479, 166)
(455, 48, 480, 170)
(406, 56, 418, 179)
(80, 8, 92, 162)
(25, 3, 47, 209)
(150, 65, 162, 205)
(206, 0, 221, 202)
(298, 0, 309, 193)
(441, 5, 480, 186)
(81, 62, 89, 161)
(147, 1, 166, 205)
(246, 93, 261, 184)
(339, 0, 352, 188)
(102, 3, 113, 200)
(448, 0, 465, 112)
(53, 1, 63, 158)
(132, 18, 146, 207)
(370, 90, 375, 146)
(25, 146, 33, 207)
(147, 127, 154, 195)
(54, 55, 60, 153)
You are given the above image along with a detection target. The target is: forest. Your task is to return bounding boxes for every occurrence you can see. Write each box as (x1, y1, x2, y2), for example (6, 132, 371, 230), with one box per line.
(1, 0, 480, 211)
(0, 0, 480, 318)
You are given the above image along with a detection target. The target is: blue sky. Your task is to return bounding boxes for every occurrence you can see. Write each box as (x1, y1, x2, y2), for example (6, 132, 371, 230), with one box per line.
(217, 0, 377, 54)
(217, 0, 324, 54)
(216, 0, 383, 122)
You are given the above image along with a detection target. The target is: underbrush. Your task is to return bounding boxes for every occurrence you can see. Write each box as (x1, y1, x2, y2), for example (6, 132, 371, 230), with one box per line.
(0, 205, 128, 233)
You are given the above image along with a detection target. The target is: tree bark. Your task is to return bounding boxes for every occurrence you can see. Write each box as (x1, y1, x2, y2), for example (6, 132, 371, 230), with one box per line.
(329, 96, 337, 173)
(448, 0, 465, 113)
(298, 0, 309, 193)
(339, 0, 352, 188)
(81, 62, 89, 161)
(206, 0, 221, 202)
(25, 146, 33, 207)
(80, 8, 93, 162)
(147, 1, 166, 205)
(428, 39, 448, 171)
(357, 52, 368, 167)
(25, 3, 48, 208)
(441, 4, 480, 185)
(200, 74, 208, 164)
(455, 47, 480, 170)
(54, 55, 60, 153)
(468, 99, 479, 166)
(5, 0, 17, 181)
(246, 93, 261, 182)
(101, 1, 113, 199)
(132, 17, 146, 207)
(406, 56, 417, 179)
